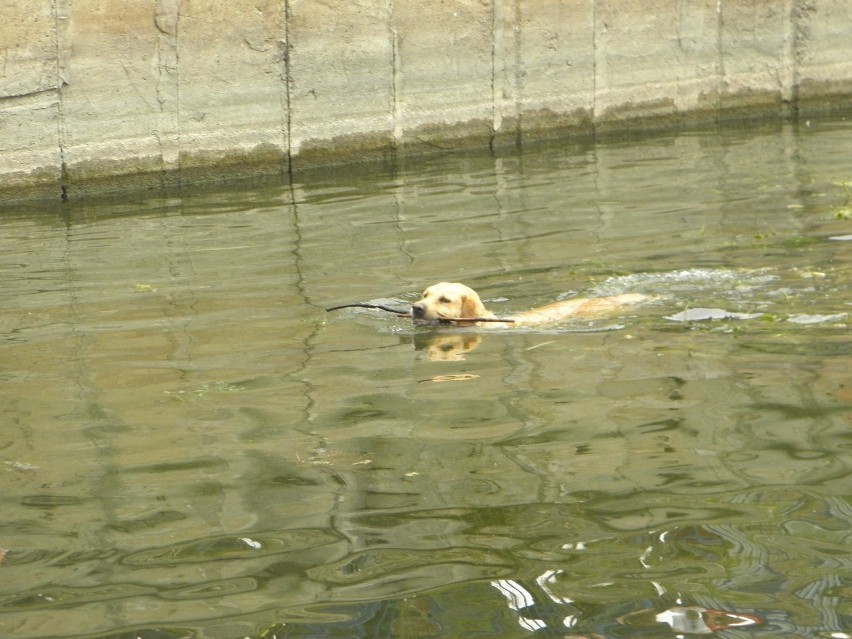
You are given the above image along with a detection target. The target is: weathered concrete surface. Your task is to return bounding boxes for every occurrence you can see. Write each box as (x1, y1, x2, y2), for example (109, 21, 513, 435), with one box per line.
(1, 0, 851, 201)
(288, 1, 394, 160)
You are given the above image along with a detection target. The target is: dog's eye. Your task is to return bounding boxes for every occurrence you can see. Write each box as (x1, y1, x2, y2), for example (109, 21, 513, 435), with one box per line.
(439, 296, 451, 304)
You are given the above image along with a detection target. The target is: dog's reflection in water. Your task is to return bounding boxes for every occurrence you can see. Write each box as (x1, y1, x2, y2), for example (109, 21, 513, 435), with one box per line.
(414, 332, 483, 361)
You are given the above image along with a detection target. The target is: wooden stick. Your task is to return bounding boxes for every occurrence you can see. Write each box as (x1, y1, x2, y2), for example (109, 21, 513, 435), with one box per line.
(326, 302, 408, 314)
(325, 303, 515, 323)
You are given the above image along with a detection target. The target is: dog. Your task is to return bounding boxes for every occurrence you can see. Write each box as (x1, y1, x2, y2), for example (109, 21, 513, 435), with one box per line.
(411, 282, 648, 327)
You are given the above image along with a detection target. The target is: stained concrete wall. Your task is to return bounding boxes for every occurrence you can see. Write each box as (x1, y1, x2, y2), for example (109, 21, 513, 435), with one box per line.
(1, 0, 851, 201)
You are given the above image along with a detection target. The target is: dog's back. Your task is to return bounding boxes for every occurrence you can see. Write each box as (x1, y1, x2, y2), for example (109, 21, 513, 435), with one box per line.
(511, 293, 648, 325)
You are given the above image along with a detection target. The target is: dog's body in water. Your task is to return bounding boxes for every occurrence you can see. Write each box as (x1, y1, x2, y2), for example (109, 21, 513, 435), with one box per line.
(411, 282, 648, 327)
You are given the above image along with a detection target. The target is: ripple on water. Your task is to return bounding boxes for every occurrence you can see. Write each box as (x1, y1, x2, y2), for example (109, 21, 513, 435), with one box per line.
(122, 529, 342, 566)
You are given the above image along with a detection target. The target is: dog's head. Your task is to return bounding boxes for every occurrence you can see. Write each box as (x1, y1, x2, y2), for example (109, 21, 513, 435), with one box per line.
(411, 282, 492, 326)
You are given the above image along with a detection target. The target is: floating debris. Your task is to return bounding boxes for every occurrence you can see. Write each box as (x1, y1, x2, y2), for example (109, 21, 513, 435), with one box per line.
(665, 308, 763, 322)
(423, 374, 480, 383)
(787, 313, 847, 324)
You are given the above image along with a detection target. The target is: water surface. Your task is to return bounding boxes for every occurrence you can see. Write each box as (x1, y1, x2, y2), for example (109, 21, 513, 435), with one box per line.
(1, 119, 850, 638)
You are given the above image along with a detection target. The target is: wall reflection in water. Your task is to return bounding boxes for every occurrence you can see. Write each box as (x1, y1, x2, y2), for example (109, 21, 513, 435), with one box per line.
(0, 120, 850, 638)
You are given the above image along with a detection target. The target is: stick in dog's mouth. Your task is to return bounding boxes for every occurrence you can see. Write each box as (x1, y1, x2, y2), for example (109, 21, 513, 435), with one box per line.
(326, 303, 514, 325)
(408, 308, 517, 326)
(413, 316, 516, 326)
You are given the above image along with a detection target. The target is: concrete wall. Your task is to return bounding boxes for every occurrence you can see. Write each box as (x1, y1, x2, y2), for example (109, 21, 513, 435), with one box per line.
(1, 0, 851, 201)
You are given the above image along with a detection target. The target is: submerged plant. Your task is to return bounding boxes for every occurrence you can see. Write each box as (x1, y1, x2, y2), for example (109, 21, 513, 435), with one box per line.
(833, 181, 852, 219)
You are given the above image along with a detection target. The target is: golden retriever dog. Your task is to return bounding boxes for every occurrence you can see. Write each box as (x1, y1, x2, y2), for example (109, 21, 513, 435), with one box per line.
(411, 282, 648, 327)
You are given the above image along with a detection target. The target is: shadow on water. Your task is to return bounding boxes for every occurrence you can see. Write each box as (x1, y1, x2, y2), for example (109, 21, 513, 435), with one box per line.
(0, 119, 850, 638)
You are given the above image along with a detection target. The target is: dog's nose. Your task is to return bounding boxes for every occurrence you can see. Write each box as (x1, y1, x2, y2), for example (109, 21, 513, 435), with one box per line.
(411, 302, 425, 318)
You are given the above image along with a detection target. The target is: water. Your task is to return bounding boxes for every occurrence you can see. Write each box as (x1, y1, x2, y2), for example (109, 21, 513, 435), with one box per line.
(1, 119, 850, 639)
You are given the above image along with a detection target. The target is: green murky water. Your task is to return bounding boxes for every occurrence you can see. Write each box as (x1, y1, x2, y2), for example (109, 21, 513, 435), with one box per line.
(1, 119, 850, 638)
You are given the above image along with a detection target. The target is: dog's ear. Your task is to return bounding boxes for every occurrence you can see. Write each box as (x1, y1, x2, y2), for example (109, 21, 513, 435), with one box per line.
(460, 293, 483, 319)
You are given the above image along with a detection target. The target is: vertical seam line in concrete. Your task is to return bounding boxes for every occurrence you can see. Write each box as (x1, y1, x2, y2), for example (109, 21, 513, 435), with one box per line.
(782, 0, 799, 109)
(491, 0, 523, 148)
(283, 0, 294, 183)
(154, 0, 182, 187)
(53, 0, 69, 199)
(389, 0, 402, 153)
(715, 0, 724, 118)
(591, 0, 598, 131)
(513, 0, 522, 146)
(490, 0, 497, 151)
(175, 3, 182, 186)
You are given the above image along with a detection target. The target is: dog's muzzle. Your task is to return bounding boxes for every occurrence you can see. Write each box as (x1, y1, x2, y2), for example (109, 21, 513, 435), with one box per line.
(411, 303, 450, 326)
